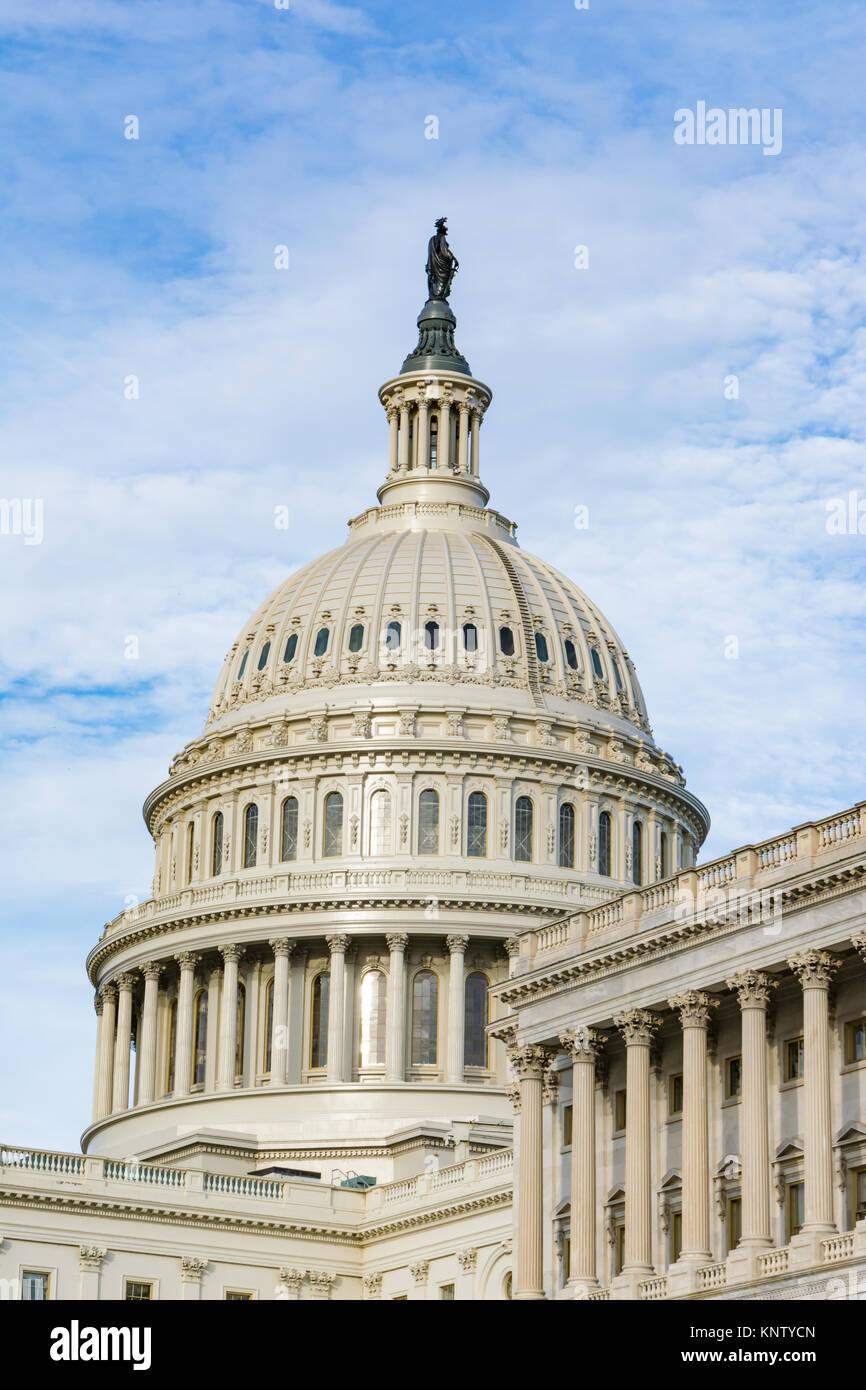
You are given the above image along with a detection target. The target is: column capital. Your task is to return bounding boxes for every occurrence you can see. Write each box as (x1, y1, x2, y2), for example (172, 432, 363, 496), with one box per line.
(502, 937, 521, 959)
(218, 944, 244, 965)
(507, 1043, 556, 1080)
(78, 1245, 107, 1272)
(175, 951, 201, 972)
(326, 933, 351, 954)
(613, 1008, 662, 1046)
(141, 960, 164, 982)
(505, 1082, 521, 1112)
(726, 968, 777, 1008)
(456, 1247, 478, 1271)
(268, 937, 294, 959)
(278, 1267, 304, 1295)
(445, 933, 470, 955)
(308, 1269, 336, 1297)
(559, 1026, 604, 1062)
(787, 948, 840, 989)
(668, 989, 719, 1027)
(99, 982, 117, 1004)
(851, 931, 866, 964)
(386, 932, 409, 952)
(114, 972, 136, 992)
(409, 1260, 429, 1286)
(94, 991, 104, 1016)
(179, 1255, 208, 1283)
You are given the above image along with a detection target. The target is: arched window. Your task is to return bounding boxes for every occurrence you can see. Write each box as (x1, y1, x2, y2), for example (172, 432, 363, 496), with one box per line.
(598, 811, 612, 877)
(660, 830, 669, 880)
(632, 821, 643, 885)
(264, 977, 274, 1073)
(411, 971, 438, 1066)
(463, 622, 477, 653)
(359, 970, 387, 1067)
(559, 802, 576, 868)
(192, 988, 208, 1086)
(166, 997, 177, 1093)
(467, 791, 487, 857)
(499, 626, 515, 657)
(612, 658, 624, 692)
(348, 623, 364, 654)
(385, 620, 401, 652)
(534, 631, 549, 662)
(243, 804, 258, 868)
(235, 983, 246, 1079)
(368, 789, 392, 856)
(323, 792, 343, 857)
(424, 620, 439, 651)
(514, 796, 533, 862)
(257, 640, 271, 671)
(429, 415, 438, 469)
(464, 973, 489, 1068)
(564, 639, 578, 670)
(281, 796, 298, 861)
(186, 821, 195, 885)
(314, 627, 329, 658)
(590, 646, 604, 679)
(418, 789, 439, 854)
(237, 650, 249, 679)
(211, 812, 224, 876)
(310, 973, 330, 1068)
(283, 632, 298, 664)
(503, 1272, 513, 1300)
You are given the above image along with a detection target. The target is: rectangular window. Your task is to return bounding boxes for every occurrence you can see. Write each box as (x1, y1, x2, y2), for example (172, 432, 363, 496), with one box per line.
(787, 1181, 805, 1240)
(439, 1283, 455, 1300)
(725, 1055, 742, 1098)
(845, 1018, 866, 1064)
(614, 1088, 626, 1132)
(670, 1210, 683, 1264)
(727, 1196, 742, 1252)
(669, 1073, 683, 1115)
(124, 1280, 153, 1301)
(562, 1103, 573, 1148)
(225, 1290, 253, 1300)
(614, 1224, 626, 1276)
(853, 1167, 866, 1223)
(785, 1037, 805, 1081)
(22, 1270, 50, 1301)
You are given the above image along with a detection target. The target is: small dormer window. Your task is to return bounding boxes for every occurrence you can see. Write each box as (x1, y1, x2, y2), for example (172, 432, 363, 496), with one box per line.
(590, 646, 604, 679)
(283, 633, 298, 663)
(564, 639, 578, 670)
(238, 650, 249, 678)
(499, 626, 515, 656)
(424, 621, 439, 651)
(534, 631, 549, 662)
(385, 620, 401, 651)
(462, 623, 477, 652)
(314, 627, 329, 657)
(257, 641, 271, 670)
(349, 623, 364, 653)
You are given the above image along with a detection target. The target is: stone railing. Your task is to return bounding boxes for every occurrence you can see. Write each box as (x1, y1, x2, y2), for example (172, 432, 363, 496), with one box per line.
(696, 1262, 727, 1291)
(822, 1233, 855, 1263)
(529, 801, 866, 961)
(757, 1248, 790, 1278)
(0, 1145, 85, 1177)
(638, 1275, 668, 1300)
(372, 1150, 513, 1212)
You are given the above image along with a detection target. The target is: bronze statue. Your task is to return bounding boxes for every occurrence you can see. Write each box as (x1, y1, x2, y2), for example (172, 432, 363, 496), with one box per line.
(425, 217, 459, 301)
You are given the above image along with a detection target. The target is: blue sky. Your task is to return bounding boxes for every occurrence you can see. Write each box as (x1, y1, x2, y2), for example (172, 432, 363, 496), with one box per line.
(1, 0, 865, 1148)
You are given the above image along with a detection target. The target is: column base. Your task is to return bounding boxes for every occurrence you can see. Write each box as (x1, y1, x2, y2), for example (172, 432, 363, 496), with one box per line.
(566, 1276, 600, 1301)
(725, 1241, 772, 1285)
(513, 1289, 546, 1301)
(610, 1269, 653, 1300)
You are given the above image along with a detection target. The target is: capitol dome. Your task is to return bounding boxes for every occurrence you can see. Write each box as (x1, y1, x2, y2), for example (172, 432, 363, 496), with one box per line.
(83, 250, 709, 1175)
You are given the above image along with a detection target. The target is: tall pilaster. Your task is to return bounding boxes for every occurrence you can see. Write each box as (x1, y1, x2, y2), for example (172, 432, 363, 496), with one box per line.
(613, 1009, 661, 1276)
(446, 934, 469, 1084)
(560, 1026, 604, 1290)
(509, 1043, 554, 1299)
(326, 934, 350, 1083)
(668, 990, 717, 1262)
(91, 994, 105, 1122)
(269, 938, 292, 1086)
(217, 945, 243, 1090)
(95, 984, 117, 1120)
(174, 952, 200, 1098)
(111, 973, 136, 1113)
(788, 949, 839, 1234)
(137, 962, 163, 1106)
(385, 933, 409, 1081)
(727, 970, 775, 1247)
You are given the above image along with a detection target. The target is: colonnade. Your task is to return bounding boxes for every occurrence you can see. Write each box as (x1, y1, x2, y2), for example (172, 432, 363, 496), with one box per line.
(387, 392, 482, 479)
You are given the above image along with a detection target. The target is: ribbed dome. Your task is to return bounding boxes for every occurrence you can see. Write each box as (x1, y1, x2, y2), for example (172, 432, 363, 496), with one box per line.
(206, 507, 653, 741)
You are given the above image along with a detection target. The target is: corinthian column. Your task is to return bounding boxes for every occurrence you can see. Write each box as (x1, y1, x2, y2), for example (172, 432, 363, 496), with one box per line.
(385, 933, 408, 1081)
(95, 985, 116, 1120)
(668, 990, 717, 1262)
(269, 938, 292, 1086)
(560, 1027, 604, 1290)
(788, 949, 839, 1233)
(217, 945, 243, 1090)
(509, 1043, 554, 1299)
(91, 993, 105, 1122)
(417, 396, 430, 469)
(457, 403, 469, 473)
(326, 934, 350, 1082)
(387, 407, 399, 474)
(174, 952, 200, 1098)
(613, 1009, 662, 1274)
(111, 973, 136, 1113)
(137, 962, 163, 1106)
(727, 970, 775, 1247)
(446, 934, 469, 1084)
(398, 403, 409, 470)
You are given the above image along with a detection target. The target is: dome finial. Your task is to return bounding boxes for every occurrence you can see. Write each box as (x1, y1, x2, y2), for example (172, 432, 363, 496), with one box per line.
(402, 217, 470, 374)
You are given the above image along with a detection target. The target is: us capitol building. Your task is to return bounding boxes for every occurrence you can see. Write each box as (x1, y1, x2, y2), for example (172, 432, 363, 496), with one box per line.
(2, 224, 865, 1302)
